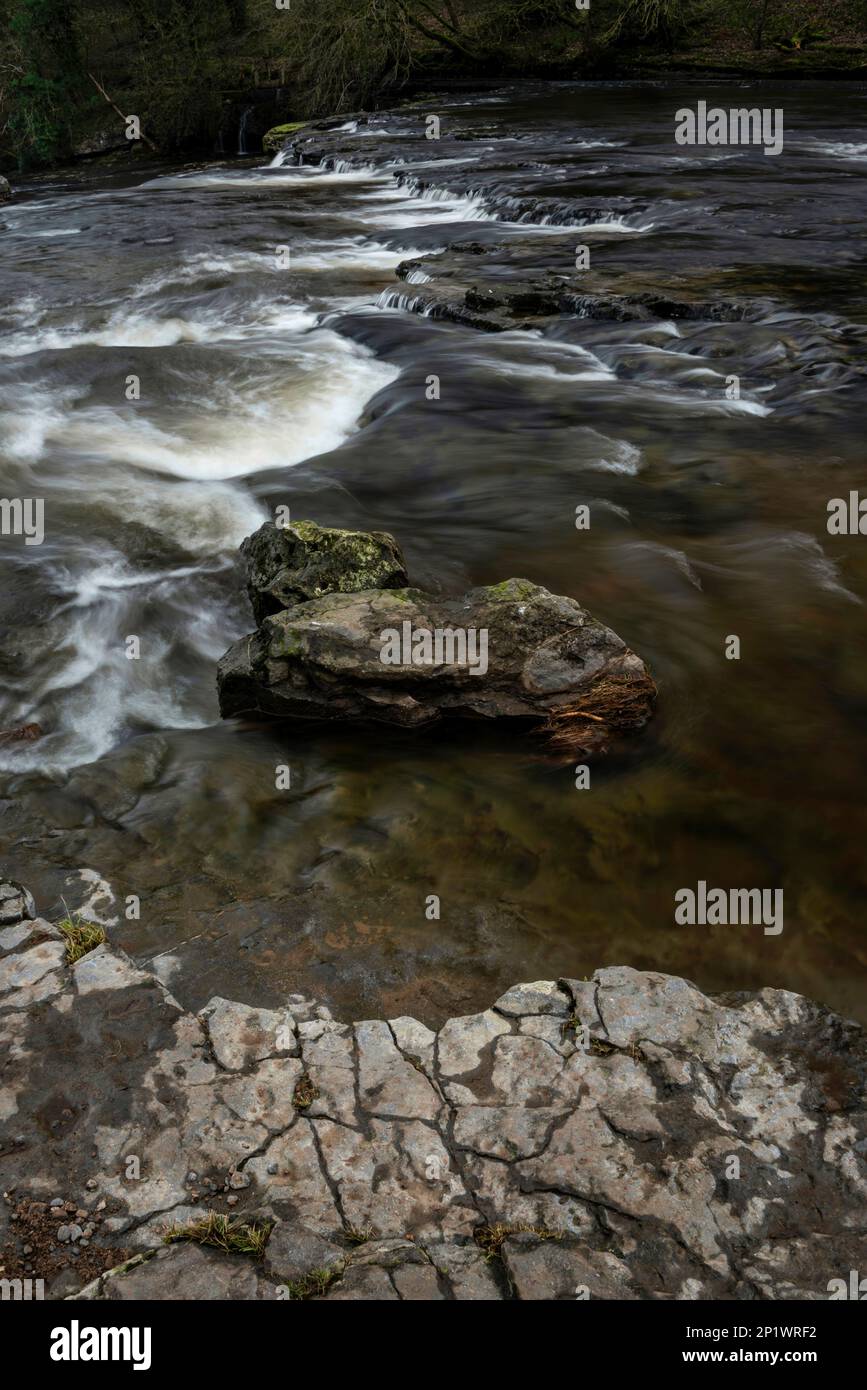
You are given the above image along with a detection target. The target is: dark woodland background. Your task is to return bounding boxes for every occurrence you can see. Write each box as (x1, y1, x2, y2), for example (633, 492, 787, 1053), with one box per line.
(1, 0, 866, 171)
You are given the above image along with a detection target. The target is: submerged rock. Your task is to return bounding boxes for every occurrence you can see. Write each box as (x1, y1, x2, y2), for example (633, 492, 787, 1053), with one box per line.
(0, 721, 43, 745)
(392, 248, 753, 332)
(219, 521, 656, 755)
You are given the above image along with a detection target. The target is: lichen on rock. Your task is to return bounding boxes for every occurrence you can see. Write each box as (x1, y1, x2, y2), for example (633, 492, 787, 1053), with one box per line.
(241, 518, 409, 623)
(220, 520, 656, 757)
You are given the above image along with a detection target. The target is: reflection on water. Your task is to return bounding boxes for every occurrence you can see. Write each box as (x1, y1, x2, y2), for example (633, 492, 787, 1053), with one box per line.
(1, 82, 866, 1025)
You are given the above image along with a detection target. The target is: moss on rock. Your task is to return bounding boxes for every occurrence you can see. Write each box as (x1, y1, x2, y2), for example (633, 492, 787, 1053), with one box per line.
(262, 123, 309, 154)
(241, 519, 409, 624)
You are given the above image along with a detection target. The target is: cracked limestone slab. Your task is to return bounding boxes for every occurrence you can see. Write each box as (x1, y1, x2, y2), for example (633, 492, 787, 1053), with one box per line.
(502, 1233, 639, 1300)
(73, 1243, 272, 1300)
(0, 937, 67, 994)
(300, 1020, 358, 1126)
(199, 996, 298, 1071)
(313, 1115, 477, 1241)
(436, 1007, 513, 1104)
(2, 882, 865, 1302)
(244, 1118, 343, 1235)
(355, 1019, 442, 1121)
(494, 980, 571, 1018)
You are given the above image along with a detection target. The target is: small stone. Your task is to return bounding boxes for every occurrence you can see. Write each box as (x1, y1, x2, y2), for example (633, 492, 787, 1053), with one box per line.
(50, 1197, 64, 1207)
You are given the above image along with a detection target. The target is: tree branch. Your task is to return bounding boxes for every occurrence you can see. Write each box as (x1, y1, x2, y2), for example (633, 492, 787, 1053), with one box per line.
(87, 73, 158, 152)
(394, 0, 482, 59)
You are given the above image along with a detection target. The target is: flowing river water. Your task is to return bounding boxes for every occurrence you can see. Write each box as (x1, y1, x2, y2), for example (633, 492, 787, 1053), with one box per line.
(1, 81, 866, 1025)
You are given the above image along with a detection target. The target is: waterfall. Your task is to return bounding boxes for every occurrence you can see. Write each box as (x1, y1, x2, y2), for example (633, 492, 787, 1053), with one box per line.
(237, 106, 253, 157)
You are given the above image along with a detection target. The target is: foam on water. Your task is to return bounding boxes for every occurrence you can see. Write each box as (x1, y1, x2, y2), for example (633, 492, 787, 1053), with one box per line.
(0, 302, 320, 357)
(48, 334, 398, 481)
(800, 139, 867, 162)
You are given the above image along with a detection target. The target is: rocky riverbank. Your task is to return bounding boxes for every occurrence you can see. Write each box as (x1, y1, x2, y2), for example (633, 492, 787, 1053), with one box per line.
(2, 878, 864, 1300)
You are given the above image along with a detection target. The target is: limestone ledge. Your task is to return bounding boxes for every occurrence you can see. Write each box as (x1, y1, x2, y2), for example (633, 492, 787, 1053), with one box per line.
(0, 880, 864, 1301)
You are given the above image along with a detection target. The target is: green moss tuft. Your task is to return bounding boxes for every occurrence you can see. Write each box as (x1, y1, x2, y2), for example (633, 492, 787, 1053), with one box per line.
(281, 1262, 345, 1299)
(58, 914, 106, 964)
(163, 1212, 270, 1260)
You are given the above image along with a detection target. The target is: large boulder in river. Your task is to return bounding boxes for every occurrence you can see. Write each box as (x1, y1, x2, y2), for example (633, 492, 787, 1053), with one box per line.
(218, 528, 656, 753)
(0, 174, 12, 202)
(242, 519, 409, 624)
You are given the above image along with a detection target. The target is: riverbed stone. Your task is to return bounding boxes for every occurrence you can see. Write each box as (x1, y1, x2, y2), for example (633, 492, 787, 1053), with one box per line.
(0, 880, 36, 924)
(262, 1218, 344, 1283)
(241, 518, 408, 624)
(218, 576, 656, 756)
(72, 943, 154, 995)
(76, 1243, 266, 1300)
(387, 241, 754, 332)
(494, 979, 570, 1017)
(0, 937, 66, 995)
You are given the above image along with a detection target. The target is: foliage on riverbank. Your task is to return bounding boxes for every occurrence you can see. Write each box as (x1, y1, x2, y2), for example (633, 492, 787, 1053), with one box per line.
(1, 0, 865, 169)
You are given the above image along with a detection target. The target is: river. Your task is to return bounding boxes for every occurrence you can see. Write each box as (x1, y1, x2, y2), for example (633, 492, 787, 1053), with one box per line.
(1, 80, 865, 1025)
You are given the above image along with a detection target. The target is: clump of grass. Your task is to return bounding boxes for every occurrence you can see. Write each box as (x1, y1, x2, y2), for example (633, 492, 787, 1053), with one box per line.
(282, 1262, 345, 1300)
(475, 1223, 560, 1263)
(163, 1212, 270, 1260)
(58, 913, 106, 965)
(293, 1072, 320, 1110)
(343, 1223, 375, 1245)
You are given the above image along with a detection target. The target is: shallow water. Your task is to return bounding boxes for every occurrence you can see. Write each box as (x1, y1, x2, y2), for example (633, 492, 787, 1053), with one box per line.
(2, 81, 866, 1025)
